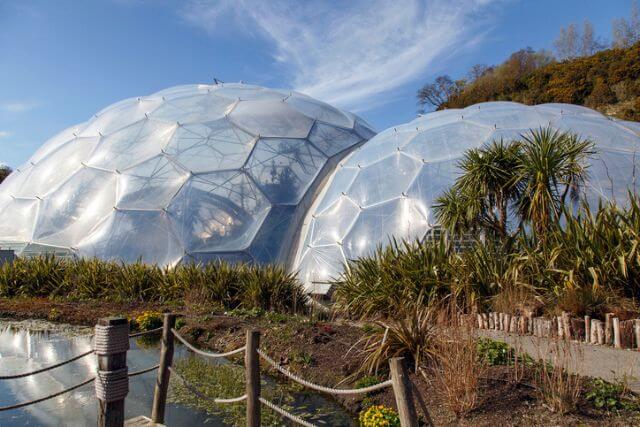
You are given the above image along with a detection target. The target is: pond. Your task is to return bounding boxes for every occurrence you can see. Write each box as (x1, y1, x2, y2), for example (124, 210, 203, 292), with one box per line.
(0, 319, 355, 426)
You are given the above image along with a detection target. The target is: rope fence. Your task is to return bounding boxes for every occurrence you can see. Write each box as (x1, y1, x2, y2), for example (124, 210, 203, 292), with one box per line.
(0, 313, 423, 427)
(259, 397, 317, 427)
(171, 328, 246, 358)
(258, 349, 394, 395)
(129, 326, 163, 338)
(0, 376, 95, 412)
(169, 367, 248, 404)
(128, 364, 159, 378)
(0, 349, 94, 380)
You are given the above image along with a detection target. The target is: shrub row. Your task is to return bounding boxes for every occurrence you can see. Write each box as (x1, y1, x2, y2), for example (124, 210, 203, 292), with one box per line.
(0, 257, 307, 313)
(334, 197, 640, 319)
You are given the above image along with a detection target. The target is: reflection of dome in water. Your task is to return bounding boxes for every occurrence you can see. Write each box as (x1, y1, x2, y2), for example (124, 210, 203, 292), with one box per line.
(293, 102, 640, 294)
(0, 83, 375, 266)
(0, 325, 95, 424)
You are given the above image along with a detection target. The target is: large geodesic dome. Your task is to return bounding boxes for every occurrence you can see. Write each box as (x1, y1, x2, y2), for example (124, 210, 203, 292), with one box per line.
(293, 102, 640, 294)
(0, 83, 375, 266)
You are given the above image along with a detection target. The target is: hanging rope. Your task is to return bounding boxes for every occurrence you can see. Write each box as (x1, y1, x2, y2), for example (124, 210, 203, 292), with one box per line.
(129, 327, 163, 338)
(0, 376, 95, 412)
(168, 367, 247, 404)
(0, 349, 94, 380)
(128, 364, 159, 378)
(171, 329, 246, 358)
(257, 349, 393, 395)
(259, 397, 318, 427)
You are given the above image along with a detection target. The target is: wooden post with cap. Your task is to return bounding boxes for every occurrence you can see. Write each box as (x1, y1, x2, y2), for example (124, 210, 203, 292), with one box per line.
(96, 317, 129, 427)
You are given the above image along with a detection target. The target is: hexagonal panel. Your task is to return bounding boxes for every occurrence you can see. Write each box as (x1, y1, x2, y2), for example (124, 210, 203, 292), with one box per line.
(0, 198, 39, 243)
(164, 119, 255, 173)
(150, 93, 233, 124)
(167, 171, 271, 252)
(77, 210, 183, 266)
(87, 118, 177, 171)
(33, 167, 117, 248)
(246, 138, 327, 204)
(346, 152, 422, 208)
(116, 155, 189, 210)
(228, 100, 315, 138)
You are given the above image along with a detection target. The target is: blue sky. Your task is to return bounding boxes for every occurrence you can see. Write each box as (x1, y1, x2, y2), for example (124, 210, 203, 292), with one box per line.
(0, 0, 635, 167)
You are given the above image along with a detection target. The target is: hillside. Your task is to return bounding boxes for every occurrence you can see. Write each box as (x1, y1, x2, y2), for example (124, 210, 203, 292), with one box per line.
(442, 43, 640, 121)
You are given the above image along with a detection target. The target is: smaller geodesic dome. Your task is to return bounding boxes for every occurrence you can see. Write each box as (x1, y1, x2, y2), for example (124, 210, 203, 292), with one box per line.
(293, 102, 640, 294)
(0, 83, 375, 266)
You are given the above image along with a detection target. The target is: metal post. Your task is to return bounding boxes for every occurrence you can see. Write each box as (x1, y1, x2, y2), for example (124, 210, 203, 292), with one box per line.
(151, 313, 176, 424)
(245, 330, 261, 427)
(389, 357, 418, 427)
(96, 317, 129, 427)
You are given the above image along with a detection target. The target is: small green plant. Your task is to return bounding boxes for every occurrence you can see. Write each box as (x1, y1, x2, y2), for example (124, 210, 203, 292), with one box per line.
(585, 378, 639, 411)
(226, 307, 264, 319)
(361, 323, 379, 334)
(359, 405, 400, 427)
(174, 317, 186, 330)
(47, 307, 62, 321)
(289, 349, 314, 366)
(135, 310, 163, 331)
(355, 375, 381, 390)
(477, 338, 511, 366)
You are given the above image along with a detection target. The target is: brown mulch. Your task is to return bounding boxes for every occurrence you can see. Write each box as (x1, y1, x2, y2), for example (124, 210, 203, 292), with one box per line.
(1, 297, 639, 425)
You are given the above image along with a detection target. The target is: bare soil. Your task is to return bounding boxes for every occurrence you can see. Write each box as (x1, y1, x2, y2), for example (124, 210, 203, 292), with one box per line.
(1, 297, 638, 426)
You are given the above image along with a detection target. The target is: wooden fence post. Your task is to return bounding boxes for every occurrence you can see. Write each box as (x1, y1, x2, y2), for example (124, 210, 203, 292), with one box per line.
(246, 330, 261, 427)
(95, 317, 129, 427)
(605, 313, 614, 345)
(584, 315, 591, 343)
(151, 313, 176, 424)
(613, 317, 622, 349)
(389, 357, 418, 427)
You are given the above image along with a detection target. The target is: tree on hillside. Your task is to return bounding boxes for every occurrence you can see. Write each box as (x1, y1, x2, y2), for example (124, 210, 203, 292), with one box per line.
(0, 166, 12, 183)
(580, 20, 604, 56)
(555, 23, 579, 60)
(467, 64, 492, 82)
(417, 75, 465, 112)
(613, 0, 640, 48)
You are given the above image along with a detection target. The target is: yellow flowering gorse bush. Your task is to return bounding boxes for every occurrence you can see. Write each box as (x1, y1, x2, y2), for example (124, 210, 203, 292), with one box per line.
(135, 310, 163, 331)
(359, 405, 400, 427)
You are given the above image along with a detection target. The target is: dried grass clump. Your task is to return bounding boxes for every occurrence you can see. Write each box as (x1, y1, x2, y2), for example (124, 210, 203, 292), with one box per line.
(533, 339, 583, 415)
(432, 310, 486, 419)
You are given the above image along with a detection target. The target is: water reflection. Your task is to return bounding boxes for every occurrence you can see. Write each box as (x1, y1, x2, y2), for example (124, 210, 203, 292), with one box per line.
(0, 321, 212, 426)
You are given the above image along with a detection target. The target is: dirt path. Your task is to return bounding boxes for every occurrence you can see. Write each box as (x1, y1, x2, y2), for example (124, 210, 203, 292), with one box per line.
(480, 329, 640, 392)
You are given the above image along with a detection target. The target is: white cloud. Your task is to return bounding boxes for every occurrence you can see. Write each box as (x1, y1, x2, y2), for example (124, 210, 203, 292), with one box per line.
(1, 102, 36, 113)
(181, 0, 500, 110)
(0, 131, 12, 138)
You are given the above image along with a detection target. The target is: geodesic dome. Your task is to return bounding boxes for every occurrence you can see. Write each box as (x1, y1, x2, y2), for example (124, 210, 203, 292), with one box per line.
(293, 102, 640, 294)
(0, 83, 375, 266)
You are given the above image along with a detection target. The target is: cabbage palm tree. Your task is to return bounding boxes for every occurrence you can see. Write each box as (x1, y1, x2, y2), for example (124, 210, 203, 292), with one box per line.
(516, 127, 594, 238)
(434, 128, 594, 240)
(435, 139, 521, 237)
